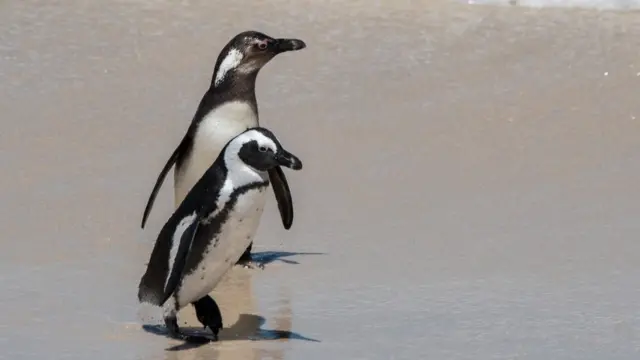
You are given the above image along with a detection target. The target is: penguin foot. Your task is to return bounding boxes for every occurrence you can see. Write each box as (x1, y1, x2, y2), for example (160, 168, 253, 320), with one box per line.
(164, 315, 214, 344)
(237, 260, 265, 270)
(193, 296, 223, 340)
(235, 243, 263, 269)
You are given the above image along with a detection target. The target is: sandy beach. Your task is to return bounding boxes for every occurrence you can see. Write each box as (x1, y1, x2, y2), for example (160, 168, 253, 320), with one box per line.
(1, 0, 639, 359)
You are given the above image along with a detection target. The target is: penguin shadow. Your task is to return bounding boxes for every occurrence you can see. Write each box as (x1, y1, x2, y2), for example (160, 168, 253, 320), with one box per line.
(142, 313, 320, 351)
(141, 266, 320, 353)
(250, 250, 326, 266)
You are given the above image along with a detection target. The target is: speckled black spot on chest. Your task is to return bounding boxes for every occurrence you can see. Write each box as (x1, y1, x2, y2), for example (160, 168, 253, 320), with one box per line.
(182, 181, 268, 277)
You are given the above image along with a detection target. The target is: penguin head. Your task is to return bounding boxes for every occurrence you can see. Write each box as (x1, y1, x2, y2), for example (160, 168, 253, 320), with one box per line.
(226, 127, 303, 172)
(212, 31, 306, 87)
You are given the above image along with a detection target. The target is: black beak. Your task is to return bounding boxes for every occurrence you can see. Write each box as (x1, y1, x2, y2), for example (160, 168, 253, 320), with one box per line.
(274, 38, 306, 53)
(275, 149, 303, 170)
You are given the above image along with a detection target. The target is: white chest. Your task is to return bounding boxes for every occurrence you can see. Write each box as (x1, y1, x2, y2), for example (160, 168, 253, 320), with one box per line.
(175, 101, 258, 204)
(177, 186, 268, 307)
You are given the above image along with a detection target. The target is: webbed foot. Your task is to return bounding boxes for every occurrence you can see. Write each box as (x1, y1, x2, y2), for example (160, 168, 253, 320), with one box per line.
(193, 296, 223, 341)
(164, 315, 213, 344)
(235, 243, 265, 270)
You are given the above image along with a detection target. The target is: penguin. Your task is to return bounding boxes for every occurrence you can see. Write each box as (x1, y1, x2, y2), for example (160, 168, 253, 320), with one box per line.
(139, 31, 306, 268)
(137, 127, 303, 343)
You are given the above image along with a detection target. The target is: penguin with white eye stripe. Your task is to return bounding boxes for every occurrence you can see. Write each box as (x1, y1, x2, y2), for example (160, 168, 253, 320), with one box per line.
(139, 31, 306, 269)
(137, 127, 303, 343)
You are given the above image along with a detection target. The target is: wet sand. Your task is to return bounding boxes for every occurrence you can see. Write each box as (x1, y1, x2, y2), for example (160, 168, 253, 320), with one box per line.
(1, 0, 640, 359)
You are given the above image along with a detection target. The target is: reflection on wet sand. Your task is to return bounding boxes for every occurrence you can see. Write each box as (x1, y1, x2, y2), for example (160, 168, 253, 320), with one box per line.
(140, 252, 320, 360)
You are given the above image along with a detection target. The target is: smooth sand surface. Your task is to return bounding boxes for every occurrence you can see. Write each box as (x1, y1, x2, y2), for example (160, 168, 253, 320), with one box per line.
(1, 0, 639, 359)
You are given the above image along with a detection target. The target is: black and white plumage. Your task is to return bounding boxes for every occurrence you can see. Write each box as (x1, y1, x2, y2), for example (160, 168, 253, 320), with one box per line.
(139, 31, 306, 267)
(138, 127, 303, 343)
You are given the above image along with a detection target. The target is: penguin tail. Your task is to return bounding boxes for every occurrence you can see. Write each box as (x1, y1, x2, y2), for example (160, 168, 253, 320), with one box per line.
(137, 275, 164, 306)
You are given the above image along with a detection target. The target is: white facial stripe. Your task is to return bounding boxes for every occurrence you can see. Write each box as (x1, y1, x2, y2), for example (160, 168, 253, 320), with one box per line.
(222, 130, 277, 173)
(214, 48, 243, 86)
(230, 130, 277, 153)
(256, 136, 277, 152)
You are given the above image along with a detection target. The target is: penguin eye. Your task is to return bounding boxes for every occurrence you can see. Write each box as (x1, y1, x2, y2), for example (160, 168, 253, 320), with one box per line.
(258, 146, 268, 153)
(257, 42, 268, 50)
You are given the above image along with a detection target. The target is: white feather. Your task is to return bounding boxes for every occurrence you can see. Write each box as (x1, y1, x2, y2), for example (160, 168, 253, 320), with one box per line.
(176, 185, 268, 308)
(169, 130, 282, 310)
(174, 100, 257, 206)
(200, 130, 274, 224)
(214, 48, 243, 87)
(162, 296, 178, 318)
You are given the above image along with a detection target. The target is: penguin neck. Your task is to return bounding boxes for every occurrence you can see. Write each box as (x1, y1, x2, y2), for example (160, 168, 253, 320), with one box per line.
(222, 135, 270, 186)
(211, 66, 259, 93)
(223, 152, 268, 188)
(208, 70, 259, 113)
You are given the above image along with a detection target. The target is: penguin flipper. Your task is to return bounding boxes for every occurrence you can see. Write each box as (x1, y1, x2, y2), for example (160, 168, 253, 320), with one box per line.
(268, 166, 294, 230)
(162, 218, 200, 305)
(141, 134, 191, 229)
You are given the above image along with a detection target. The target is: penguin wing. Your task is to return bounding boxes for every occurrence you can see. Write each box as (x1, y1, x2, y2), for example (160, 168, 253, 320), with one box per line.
(161, 216, 200, 305)
(140, 133, 192, 229)
(268, 166, 295, 230)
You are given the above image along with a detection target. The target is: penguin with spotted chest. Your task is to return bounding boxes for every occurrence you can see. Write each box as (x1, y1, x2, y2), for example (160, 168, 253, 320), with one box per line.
(138, 127, 303, 343)
(140, 31, 306, 267)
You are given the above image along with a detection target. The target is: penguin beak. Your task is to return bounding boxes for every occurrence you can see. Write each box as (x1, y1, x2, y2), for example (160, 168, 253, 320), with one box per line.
(275, 150, 303, 170)
(273, 38, 306, 53)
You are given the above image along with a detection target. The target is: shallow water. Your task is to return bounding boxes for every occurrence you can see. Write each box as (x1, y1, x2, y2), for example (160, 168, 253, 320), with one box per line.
(1, 0, 640, 359)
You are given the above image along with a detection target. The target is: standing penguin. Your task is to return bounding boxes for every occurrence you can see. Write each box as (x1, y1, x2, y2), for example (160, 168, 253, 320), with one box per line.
(138, 127, 303, 343)
(140, 31, 306, 267)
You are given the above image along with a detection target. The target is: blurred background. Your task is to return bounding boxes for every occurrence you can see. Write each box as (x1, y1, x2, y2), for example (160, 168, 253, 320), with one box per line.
(1, 0, 639, 359)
